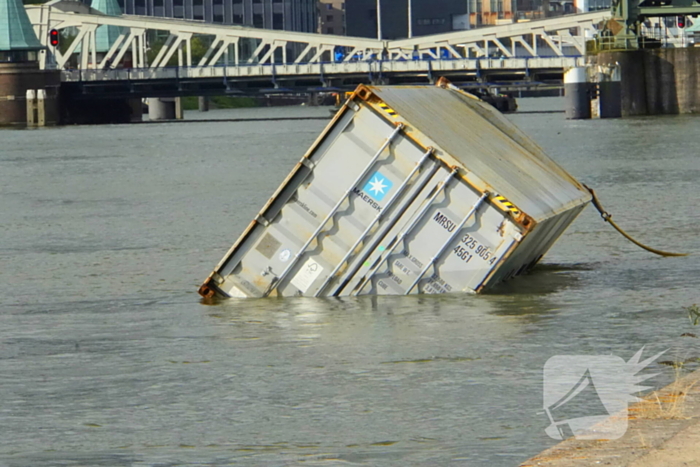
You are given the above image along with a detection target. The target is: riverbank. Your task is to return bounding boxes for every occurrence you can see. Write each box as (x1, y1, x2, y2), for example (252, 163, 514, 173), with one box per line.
(521, 367, 700, 466)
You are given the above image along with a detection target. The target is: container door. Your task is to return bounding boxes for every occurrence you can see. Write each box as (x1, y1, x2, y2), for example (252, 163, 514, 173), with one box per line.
(215, 103, 443, 298)
(342, 167, 521, 296)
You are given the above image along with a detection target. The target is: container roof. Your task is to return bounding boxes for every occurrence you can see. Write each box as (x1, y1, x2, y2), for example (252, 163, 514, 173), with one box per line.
(0, 0, 43, 51)
(367, 84, 590, 222)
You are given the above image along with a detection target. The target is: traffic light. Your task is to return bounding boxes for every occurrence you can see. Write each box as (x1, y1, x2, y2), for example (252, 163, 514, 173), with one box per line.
(49, 29, 59, 47)
(677, 16, 686, 28)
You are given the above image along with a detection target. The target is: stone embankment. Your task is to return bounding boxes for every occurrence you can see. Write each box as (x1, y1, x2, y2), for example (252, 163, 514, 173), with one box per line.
(521, 368, 700, 467)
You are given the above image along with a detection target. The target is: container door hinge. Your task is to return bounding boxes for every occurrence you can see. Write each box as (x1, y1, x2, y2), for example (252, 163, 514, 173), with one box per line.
(301, 158, 316, 170)
(256, 215, 271, 227)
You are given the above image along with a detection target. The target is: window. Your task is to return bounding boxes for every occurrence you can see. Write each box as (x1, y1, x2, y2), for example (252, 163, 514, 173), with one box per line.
(193, 0, 204, 20)
(326, 26, 334, 34)
(0, 50, 37, 63)
(253, 13, 264, 27)
(326, 14, 333, 21)
(173, 0, 184, 18)
(273, 12, 284, 29)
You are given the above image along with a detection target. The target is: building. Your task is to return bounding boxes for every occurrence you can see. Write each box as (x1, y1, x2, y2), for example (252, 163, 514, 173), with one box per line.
(115, 0, 317, 32)
(470, 0, 516, 27)
(345, 0, 471, 39)
(318, 0, 345, 35)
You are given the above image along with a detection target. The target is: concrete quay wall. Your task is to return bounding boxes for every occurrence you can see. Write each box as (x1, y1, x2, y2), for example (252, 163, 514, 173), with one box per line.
(596, 48, 700, 116)
(0, 63, 60, 127)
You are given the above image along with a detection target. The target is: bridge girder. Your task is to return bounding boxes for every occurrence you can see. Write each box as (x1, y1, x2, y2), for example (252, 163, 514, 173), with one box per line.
(25, 2, 607, 87)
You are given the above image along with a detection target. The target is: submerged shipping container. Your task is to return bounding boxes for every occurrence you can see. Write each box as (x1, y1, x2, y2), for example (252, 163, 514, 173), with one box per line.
(199, 80, 591, 299)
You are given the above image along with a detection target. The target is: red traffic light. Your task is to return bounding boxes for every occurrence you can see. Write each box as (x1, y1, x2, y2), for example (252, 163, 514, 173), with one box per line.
(678, 16, 686, 28)
(49, 29, 59, 47)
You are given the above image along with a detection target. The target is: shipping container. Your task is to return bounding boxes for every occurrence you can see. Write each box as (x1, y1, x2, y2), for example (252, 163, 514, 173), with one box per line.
(199, 79, 591, 299)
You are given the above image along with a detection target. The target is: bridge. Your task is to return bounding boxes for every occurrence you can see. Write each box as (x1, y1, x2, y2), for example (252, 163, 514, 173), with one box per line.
(26, 1, 611, 96)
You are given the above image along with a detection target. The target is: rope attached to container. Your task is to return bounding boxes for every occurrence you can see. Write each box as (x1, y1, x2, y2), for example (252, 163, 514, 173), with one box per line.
(583, 184, 688, 257)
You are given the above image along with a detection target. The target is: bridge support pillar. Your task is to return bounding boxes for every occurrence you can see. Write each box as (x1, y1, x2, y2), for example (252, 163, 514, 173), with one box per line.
(148, 97, 183, 121)
(596, 67, 622, 119)
(176, 97, 183, 120)
(564, 67, 591, 120)
(198, 96, 209, 112)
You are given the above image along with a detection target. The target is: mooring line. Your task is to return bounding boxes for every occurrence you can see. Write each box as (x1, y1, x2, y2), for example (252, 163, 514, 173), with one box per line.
(583, 184, 689, 257)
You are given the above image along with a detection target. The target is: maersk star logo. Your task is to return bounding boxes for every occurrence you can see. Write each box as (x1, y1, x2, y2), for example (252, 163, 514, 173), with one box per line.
(363, 171, 393, 202)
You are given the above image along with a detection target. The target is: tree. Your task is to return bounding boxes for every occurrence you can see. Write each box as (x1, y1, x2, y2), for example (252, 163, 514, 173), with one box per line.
(146, 34, 211, 67)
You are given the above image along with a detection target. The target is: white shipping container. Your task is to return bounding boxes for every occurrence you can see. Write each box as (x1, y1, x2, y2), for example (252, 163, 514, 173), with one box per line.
(199, 80, 591, 299)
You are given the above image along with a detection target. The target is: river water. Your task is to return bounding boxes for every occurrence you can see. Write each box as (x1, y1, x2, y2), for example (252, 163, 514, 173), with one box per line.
(1, 99, 698, 466)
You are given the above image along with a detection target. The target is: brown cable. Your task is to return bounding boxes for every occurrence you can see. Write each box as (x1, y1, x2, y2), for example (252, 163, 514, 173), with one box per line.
(583, 184, 689, 257)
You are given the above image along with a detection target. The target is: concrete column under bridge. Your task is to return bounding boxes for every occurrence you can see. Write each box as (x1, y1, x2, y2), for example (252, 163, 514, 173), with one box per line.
(595, 48, 700, 116)
(148, 98, 184, 121)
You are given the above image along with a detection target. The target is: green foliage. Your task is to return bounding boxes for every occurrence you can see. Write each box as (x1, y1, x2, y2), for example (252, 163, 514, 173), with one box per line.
(180, 96, 259, 111)
(146, 38, 176, 67)
(147, 35, 212, 67)
(190, 36, 210, 64)
(59, 30, 78, 56)
(211, 96, 258, 109)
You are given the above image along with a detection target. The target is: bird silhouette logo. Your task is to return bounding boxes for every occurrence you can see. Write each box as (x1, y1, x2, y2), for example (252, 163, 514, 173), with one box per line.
(543, 347, 665, 440)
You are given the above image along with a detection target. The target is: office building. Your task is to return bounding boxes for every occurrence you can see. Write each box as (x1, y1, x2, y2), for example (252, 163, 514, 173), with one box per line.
(115, 0, 317, 32)
(318, 0, 345, 35)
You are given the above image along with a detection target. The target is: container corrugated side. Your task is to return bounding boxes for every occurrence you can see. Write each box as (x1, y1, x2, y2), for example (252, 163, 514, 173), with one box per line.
(199, 82, 590, 299)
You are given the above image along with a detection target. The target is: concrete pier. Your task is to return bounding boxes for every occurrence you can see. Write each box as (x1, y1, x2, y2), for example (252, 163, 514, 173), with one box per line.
(148, 97, 184, 121)
(597, 66, 622, 119)
(564, 67, 591, 119)
(596, 48, 700, 116)
(198, 96, 209, 112)
(0, 63, 60, 127)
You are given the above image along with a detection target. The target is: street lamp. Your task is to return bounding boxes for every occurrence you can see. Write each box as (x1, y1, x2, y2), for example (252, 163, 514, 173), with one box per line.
(408, 0, 413, 38)
(377, 0, 382, 39)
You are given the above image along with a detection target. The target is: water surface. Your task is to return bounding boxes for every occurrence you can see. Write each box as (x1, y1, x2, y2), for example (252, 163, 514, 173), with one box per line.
(1, 99, 698, 466)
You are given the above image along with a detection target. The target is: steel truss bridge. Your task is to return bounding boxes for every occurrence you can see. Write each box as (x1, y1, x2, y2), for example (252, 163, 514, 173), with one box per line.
(27, 1, 610, 96)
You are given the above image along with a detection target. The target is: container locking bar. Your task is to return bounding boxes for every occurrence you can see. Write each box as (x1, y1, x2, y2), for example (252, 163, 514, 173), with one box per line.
(404, 191, 490, 295)
(268, 123, 405, 295)
(315, 147, 436, 297)
(352, 168, 458, 296)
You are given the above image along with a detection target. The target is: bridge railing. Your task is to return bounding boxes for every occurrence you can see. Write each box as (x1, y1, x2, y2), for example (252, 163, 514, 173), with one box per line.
(60, 56, 587, 83)
(26, 5, 607, 74)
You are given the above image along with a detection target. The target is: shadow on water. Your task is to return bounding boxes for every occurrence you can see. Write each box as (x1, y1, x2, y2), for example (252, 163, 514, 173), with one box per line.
(202, 261, 591, 328)
(485, 262, 592, 296)
(479, 262, 595, 321)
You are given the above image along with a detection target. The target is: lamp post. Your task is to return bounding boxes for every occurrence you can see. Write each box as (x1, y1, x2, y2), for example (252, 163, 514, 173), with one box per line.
(377, 0, 382, 39)
(408, 0, 413, 37)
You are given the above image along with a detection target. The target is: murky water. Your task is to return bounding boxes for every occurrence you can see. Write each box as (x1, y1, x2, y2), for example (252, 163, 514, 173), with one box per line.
(1, 99, 698, 466)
